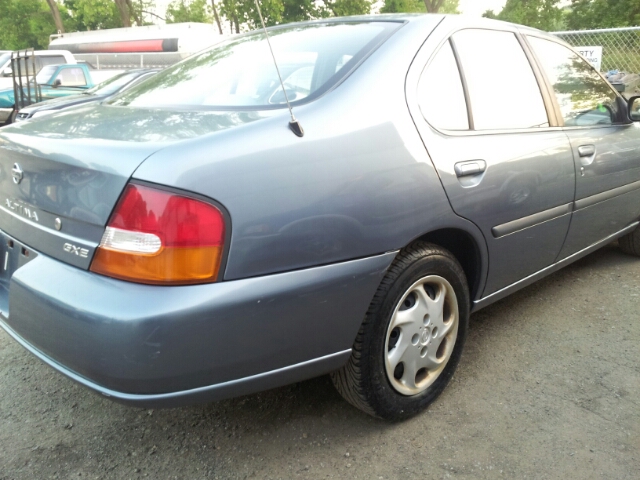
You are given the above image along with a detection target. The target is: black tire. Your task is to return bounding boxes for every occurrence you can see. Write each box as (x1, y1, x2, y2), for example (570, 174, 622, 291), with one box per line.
(619, 226, 640, 256)
(331, 242, 470, 420)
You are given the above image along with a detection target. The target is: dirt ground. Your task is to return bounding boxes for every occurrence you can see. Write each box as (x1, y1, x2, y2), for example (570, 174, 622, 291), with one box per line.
(0, 243, 638, 480)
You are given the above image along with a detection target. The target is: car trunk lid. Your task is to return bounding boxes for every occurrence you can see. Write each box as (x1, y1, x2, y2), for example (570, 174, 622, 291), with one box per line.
(0, 104, 267, 270)
(0, 132, 161, 270)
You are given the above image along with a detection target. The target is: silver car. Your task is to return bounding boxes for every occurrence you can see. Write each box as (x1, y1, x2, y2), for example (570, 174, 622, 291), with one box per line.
(0, 15, 639, 420)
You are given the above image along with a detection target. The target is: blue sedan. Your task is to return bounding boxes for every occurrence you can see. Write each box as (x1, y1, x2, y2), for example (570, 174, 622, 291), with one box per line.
(0, 15, 639, 420)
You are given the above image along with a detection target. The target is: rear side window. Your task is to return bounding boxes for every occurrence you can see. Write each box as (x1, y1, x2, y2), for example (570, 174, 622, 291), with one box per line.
(88, 71, 143, 95)
(527, 36, 619, 127)
(418, 41, 469, 130)
(452, 29, 549, 130)
(36, 65, 57, 84)
(108, 22, 400, 109)
(58, 67, 87, 87)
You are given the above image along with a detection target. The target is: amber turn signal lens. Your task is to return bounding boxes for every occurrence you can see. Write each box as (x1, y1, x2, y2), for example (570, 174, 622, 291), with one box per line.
(91, 246, 223, 285)
(90, 184, 226, 285)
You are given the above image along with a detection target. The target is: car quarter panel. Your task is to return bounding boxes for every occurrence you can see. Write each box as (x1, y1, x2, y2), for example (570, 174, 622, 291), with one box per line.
(131, 18, 489, 291)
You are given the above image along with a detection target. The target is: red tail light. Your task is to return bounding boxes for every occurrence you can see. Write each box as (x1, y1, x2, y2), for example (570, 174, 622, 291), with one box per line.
(90, 184, 225, 285)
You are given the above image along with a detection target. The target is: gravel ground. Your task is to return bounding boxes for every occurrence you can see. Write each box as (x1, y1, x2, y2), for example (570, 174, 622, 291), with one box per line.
(0, 243, 638, 480)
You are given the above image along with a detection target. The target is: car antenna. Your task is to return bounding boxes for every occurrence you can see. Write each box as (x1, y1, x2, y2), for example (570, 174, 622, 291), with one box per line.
(253, 0, 304, 137)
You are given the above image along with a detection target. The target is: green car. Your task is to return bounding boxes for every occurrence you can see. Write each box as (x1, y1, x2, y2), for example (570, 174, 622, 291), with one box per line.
(0, 63, 116, 125)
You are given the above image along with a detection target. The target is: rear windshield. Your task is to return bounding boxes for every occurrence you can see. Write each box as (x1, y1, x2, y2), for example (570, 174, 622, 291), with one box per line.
(108, 22, 399, 110)
(36, 65, 57, 84)
(88, 71, 147, 96)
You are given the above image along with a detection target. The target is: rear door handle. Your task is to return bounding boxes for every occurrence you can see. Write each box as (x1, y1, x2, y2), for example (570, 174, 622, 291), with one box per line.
(577, 144, 596, 167)
(578, 145, 595, 157)
(454, 160, 486, 178)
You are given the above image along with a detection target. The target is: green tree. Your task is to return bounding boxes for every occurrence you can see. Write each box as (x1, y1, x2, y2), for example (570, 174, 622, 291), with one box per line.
(63, 0, 122, 31)
(381, 0, 459, 14)
(45, 0, 65, 33)
(220, 0, 371, 34)
(423, 0, 446, 11)
(566, 0, 640, 30)
(483, 0, 563, 31)
(113, 0, 155, 27)
(166, 0, 211, 23)
(482, 8, 498, 19)
(323, 0, 372, 16)
(211, 0, 223, 33)
(0, 0, 60, 49)
(220, 0, 283, 32)
(113, 0, 132, 26)
(281, 0, 322, 22)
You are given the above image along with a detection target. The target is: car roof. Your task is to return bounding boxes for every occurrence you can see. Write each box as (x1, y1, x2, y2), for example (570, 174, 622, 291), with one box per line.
(259, 14, 550, 40)
(263, 13, 446, 29)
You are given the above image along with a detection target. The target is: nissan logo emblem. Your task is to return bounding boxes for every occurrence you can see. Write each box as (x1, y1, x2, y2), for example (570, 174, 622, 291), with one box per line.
(11, 163, 23, 185)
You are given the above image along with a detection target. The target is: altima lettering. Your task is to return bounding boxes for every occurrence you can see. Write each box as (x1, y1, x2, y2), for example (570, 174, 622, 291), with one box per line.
(63, 243, 89, 258)
(5, 198, 39, 222)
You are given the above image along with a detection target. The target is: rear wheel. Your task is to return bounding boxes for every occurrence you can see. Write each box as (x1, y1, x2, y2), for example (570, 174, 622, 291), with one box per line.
(331, 242, 470, 420)
(619, 226, 640, 256)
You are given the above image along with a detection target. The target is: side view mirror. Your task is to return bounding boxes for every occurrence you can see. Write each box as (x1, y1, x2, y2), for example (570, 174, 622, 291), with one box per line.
(2, 67, 12, 77)
(52, 78, 62, 88)
(628, 96, 640, 122)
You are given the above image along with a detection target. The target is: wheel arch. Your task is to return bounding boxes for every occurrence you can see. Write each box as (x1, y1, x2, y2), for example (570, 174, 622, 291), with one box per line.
(412, 227, 486, 301)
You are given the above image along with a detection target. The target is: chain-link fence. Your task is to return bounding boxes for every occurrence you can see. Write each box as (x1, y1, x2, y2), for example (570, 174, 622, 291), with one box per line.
(553, 27, 640, 97)
(553, 26, 640, 74)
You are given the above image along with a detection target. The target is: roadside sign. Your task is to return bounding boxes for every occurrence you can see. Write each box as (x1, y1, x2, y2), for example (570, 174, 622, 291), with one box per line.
(576, 46, 603, 71)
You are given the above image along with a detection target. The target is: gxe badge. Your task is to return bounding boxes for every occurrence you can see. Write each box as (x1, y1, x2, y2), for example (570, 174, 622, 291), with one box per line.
(11, 163, 23, 185)
(63, 243, 89, 258)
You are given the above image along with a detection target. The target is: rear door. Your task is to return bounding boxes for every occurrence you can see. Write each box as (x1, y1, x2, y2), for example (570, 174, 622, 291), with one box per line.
(526, 35, 640, 258)
(407, 24, 576, 297)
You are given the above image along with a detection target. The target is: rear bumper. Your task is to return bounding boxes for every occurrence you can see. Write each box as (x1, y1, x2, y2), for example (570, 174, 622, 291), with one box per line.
(0, 248, 395, 407)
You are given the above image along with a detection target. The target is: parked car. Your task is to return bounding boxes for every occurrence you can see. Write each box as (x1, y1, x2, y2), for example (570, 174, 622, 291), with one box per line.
(0, 15, 639, 420)
(0, 50, 78, 124)
(14, 69, 158, 122)
(0, 63, 122, 125)
(0, 50, 76, 89)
